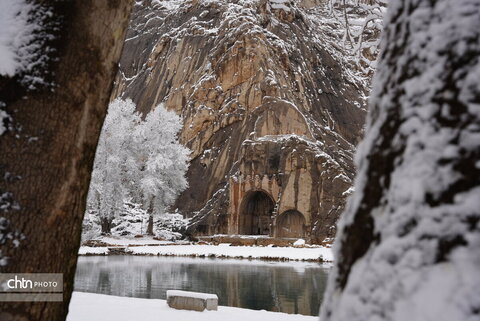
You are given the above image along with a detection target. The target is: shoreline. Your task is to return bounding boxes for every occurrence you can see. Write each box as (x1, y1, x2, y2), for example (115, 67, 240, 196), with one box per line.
(78, 250, 330, 263)
(78, 241, 334, 263)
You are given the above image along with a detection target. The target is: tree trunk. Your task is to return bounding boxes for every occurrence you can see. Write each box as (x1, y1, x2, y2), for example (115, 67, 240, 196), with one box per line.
(0, 1, 133, 320)
(147, 214, 154, 236)
(146, 198, 155, 235)
(101, 217, 113, 235)
(321, 1, 480, 320)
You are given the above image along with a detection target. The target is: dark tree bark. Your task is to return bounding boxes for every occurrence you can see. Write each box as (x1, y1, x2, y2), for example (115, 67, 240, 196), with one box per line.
(0, 1, 133, 320)
(147, 214, 154, 235)
(321, 0, 480, 320)
(101, 217, 113, 235)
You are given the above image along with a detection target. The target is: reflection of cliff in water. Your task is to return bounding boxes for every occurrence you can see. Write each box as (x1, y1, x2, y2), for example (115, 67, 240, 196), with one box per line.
(74, 256, 330, 316)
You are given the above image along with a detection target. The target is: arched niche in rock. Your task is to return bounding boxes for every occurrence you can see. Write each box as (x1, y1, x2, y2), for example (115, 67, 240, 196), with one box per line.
(239, 190, 275, 235)
(276, 210, 306, 238)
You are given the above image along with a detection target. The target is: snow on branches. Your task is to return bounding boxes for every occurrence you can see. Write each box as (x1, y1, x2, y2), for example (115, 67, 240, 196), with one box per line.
(328, 0, 387, 75)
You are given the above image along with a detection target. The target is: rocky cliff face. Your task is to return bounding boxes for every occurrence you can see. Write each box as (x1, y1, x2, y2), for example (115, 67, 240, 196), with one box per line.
(112, 0, 367, 243)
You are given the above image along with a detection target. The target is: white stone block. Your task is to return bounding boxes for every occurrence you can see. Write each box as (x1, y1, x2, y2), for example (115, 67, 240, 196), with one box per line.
(166, 290, 218, 311)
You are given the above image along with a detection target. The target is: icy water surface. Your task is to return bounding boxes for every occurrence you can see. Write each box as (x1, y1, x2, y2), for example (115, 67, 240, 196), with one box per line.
(74, 256, 330, 316)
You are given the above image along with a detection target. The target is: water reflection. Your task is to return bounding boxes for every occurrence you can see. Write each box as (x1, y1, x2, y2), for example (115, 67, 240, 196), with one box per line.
(74, 256, 330, 316)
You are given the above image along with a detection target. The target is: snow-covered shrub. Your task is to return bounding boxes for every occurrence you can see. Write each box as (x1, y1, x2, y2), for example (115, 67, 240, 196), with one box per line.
(81, 204, 189, 241)
(155, 213, 190, 241)
(81, 210, 101, 242)
(111, 201, 148, 236)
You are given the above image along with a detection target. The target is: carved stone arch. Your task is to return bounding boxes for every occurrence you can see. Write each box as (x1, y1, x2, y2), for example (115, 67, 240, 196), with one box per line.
(276, 210, 306, 238)
(239, 189, 275, 235)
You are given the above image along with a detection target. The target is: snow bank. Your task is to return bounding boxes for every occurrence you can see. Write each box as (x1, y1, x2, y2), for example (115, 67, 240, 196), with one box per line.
(79, 244, 333, 262)
(78, 247, 109, 255)
(94, 236, 175, 246)
(293, 239, 306, 246)
(67, 292, 316, 321)
(129, 244, 333, 262)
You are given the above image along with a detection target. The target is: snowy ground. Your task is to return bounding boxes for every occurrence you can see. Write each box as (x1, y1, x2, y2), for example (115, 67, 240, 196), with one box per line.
(79, 242, 333, 262)
(87, 236, 178, 246)
(67, 292, 317, 321)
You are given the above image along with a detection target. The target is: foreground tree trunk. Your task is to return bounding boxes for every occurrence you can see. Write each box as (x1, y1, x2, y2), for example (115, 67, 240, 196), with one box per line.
(321, 1, 480, 320)
(0, 1, 133, 320)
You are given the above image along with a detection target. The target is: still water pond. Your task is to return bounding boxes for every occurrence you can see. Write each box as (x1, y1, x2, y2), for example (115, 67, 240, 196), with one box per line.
(74, 256, 330, 316)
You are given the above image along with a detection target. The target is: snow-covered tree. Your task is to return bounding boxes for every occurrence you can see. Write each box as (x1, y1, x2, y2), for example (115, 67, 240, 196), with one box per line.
(133, 104, 190, 235)
(87, 98, 141, 234)
(86, 99, 190, 236)
(320, 1, 480, 320)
